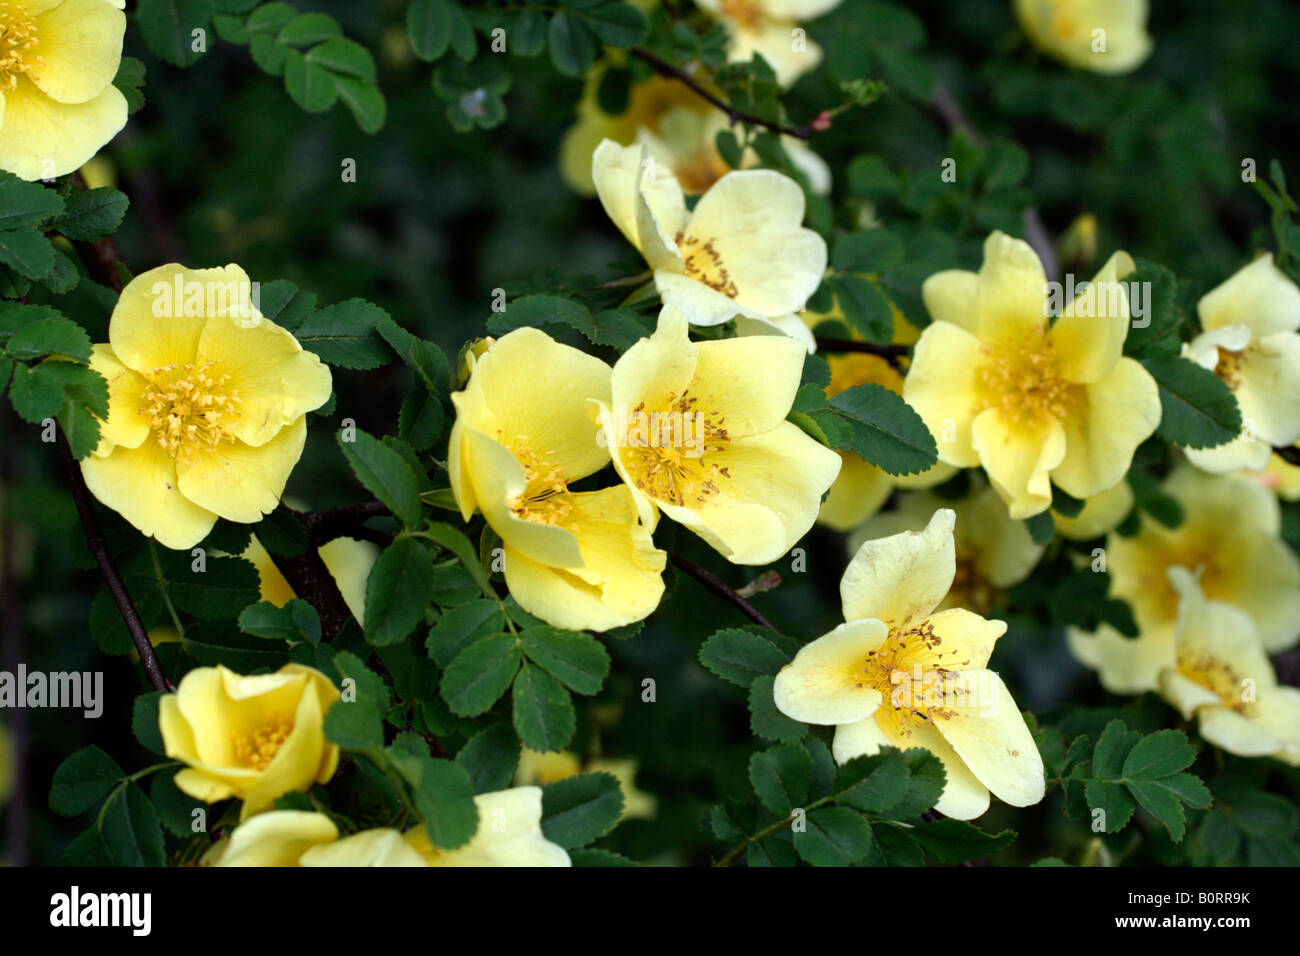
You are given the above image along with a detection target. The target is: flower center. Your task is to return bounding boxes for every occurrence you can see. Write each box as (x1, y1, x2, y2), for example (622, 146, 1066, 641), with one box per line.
(719, 0, 763, 30)
(232, 714, 294, 771)
(676, 233, 738, 298)
(1047, 0, 1083, 40)
(0, 4, 39, 88)
(1176, 649, 1254, 716)
(977, 331, 1079, 425)
(855, 618, 977, 736)
(673, 148, 732, 196)
(624, 391, 730, 507)
(141, 362, 241, 462)
(506, 440, 573, 526)
(1212, 346, 1244, 390)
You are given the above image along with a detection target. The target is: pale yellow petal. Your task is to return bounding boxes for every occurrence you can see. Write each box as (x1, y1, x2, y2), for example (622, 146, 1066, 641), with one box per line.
(81, 435, 217, 549)
(1052, 479, 1133, 540)
(902, 320, 986, 467)
(0, 75, 125, 181)
(176, 416, 307, 525)
(88, 343, 150, 454)
(29, 0, 125, 104)
(109, 264, 248, 375)
(1049, 250, 1136, 384)
(840, 508, 955, 625)
(773, 619, 888, 726)
(970, 407, 1066, 519)
(1052, 356, 1160, 499)
(975, 231, 1049, 346)
(921, 269, 980, 333)
(1198, 253, 1300, 337)
(215, 811, 338, 867)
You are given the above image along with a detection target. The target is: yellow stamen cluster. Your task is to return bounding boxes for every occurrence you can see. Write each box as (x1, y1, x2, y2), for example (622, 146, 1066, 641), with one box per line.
(1047, 0, 1083, 39)
(627, 391, 730, 507)
(719, 0, 763, 30)
(141, 363, 241, 463)
(233, 714, 294, 771)
(978, 332, 1078, 425)
(0, 3, 39, 89)
(507, 440, 573, 526)
(857, 619, 975, 735)
(674, 149, 732, 196)
(1212, 346, 1245, 390)
(1177, 650, 1254, 716)
(676, 233, 739, 298)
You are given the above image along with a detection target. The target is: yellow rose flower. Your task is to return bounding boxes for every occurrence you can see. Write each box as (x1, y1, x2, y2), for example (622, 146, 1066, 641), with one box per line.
(560, 68, 711, 195)
(1069, 467, 1300, 693)
(0, 0, 128, 180)
(595, 306, 841, 565)
(903, 231, 1160, 518)
(208, 811, 428, 866)
(403, 786, 571, 866)
(592, 139, 827, 344)
(1050, 478, 1133, 540)
(1015, 0, 1152, 75)
(696, 0, 843, 88)
(1180, 254, 1300, 474)
(515, 749, 657, 821)
(158, 663, 341, 820)
(852, 483, 1044, 616)
(243, 535, 378, 623)
(1158, 569, 1300, 766)
(449, 326, 666, 631)
(637, 107, 830, 197)
(81, 263, 333, 550)
(773, 509, 1045, 819)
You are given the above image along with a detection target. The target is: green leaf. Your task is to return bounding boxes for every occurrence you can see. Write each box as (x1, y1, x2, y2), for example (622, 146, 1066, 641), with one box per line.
(1122, 728, 1197, 779)
(570, 848, 638, 866)
(58, 397, 102, 460)
(699, 627, 791, 687)
(5, 317, 92, 362)
(137, 0, 215, 68)
(0, 176, 64, 230)
(833, 230, 904, 274)
(49, 746, 124, 816)
(442, 633, 521, 717)
(794, 807, 874, 865)
(364, 538, 435, 645)
(323, 651, 388, 749)
(100, 783, 167, 866)
(548, 13, 596, 77)
(835, 749, 911, 814)
(408, 0, 452, 61)
(238, 599, 321, 644)
(1085, 778, 1135, 832)
(829, 274, 893, 343)
(0, 229, 55, 279)
(519, 626, 610, 695)
(50, 188, 129, 242)
(541, 771, 625, 848)
(150, 773, 207, 838)
(581, 3, 647, 47)
(749, 741, 813, 815)
(283, 48, 338, 112)
(296, 298, 392, 369)
(887, 748, 946, 819)
(455, 723, 521, 794)
(113, 56, 147, 113)
(277, 12, 341, 46)
(388, 744, 480, 850)
(1142, 356, 1242, 449)
(749, 674, 808, 742)
(912, 818, 1015, 863)
(1092, 719, 1141, 779)
(512, 662, 576, 751)
(153, 552, 259, 620)
(1127, 779, 1190, 841)
(426, 599, 506, 667)
(131, 692, 167, 756)
(424, 522, 495, 599)
(814, 383, 938, 475)
(339, 430, 423, 528)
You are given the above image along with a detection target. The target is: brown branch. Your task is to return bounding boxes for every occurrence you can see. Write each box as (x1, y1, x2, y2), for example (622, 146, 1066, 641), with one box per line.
(56, 428, 168, 692)
(261, 506, 358, 641)
(630, 48, 817, 141)
(815, 337, 909, 371)
(670, 553, 778, 632)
